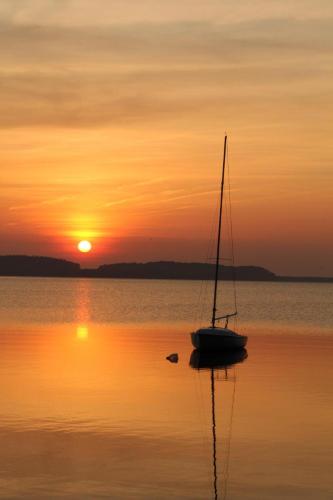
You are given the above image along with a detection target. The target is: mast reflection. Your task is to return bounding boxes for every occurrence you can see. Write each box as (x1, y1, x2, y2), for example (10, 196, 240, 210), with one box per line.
(190, 349, 247, 500)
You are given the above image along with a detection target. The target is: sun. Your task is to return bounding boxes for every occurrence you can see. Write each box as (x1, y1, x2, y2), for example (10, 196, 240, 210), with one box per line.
(78, 240, 92, 253)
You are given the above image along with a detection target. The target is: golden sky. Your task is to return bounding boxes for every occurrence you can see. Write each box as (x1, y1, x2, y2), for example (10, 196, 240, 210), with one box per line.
(1, 0, 332, 275)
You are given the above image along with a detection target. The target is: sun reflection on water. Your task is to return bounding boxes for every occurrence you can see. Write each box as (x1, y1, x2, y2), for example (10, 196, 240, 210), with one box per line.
(76, 325, 89, 340)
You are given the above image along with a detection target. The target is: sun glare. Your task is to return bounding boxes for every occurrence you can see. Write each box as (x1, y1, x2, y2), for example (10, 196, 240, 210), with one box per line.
(78, 240, 92, 253)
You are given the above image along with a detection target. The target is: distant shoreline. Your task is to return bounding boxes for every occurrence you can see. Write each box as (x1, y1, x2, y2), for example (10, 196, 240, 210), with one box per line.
(1, 274, 332, 284)
(0, 255, 332, 283)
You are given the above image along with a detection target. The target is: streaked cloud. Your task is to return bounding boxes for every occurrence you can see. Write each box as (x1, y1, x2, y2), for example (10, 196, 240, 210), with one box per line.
(9, 196, 74, 211)
(0, 19, 332, 128)
(1, 0, 332, 25)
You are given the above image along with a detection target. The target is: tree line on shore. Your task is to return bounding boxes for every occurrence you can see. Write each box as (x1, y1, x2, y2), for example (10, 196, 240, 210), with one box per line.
(0, 255, 331, 282)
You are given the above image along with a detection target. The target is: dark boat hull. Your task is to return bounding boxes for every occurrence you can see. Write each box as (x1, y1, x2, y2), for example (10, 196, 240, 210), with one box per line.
(191, 327, 247, 351)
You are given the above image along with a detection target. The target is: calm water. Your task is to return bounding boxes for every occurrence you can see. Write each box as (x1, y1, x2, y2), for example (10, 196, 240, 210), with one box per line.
(0, 278, 332, 499)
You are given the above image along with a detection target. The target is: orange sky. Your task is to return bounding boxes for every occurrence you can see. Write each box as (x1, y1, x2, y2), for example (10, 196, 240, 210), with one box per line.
(1, 1, 333, 275)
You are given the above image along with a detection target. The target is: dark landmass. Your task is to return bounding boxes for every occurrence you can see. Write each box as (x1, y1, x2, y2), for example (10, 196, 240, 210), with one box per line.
(96, 261, 276, 280)
(0, 255, 332, 282)
(0, 255, 80, 277)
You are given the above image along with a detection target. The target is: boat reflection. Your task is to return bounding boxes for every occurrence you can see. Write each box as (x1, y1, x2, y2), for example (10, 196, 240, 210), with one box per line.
(189, 349, 247, 500)
(190, 348, 248, 371)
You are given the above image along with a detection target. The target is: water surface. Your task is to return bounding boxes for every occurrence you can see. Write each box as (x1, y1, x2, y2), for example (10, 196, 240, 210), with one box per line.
(0, 278, 332, 499)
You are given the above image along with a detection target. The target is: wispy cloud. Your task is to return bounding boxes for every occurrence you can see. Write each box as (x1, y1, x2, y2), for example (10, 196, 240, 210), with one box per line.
(0, 19, 332, 128)
(1, 0, 332, 25)
(9, 196, 74, 211)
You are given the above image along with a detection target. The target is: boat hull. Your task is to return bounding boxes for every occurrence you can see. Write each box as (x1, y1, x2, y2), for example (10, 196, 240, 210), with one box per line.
(191, 327, 247, 351)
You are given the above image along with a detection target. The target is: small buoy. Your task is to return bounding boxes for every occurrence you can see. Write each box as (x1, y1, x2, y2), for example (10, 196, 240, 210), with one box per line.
(166, 353, 179, 363)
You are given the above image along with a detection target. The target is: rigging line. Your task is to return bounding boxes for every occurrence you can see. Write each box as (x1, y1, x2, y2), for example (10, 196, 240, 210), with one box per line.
(196, 194, 220, 327)
(222, 370, 237, 500)
(195, 192, 218, 324)
(196, 138, 229, 328)
(202, 200, 220, 325)
(212, 135, 228, 328)
(226, 145, 238, 316)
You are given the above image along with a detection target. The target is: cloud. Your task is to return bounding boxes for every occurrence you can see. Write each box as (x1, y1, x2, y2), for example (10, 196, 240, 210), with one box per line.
(1, 19, 333, 66)
(0, 19, 332, 128)
(0, 0, 69, 25)
(9, 196, 74, 211)
(1, 0, 332, 25)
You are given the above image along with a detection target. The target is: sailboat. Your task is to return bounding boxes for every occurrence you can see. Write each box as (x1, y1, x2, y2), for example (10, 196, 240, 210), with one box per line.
(191, 136, 247, 351)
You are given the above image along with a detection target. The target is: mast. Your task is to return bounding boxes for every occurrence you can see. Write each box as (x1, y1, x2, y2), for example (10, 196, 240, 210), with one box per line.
(211, 135, 227, 328)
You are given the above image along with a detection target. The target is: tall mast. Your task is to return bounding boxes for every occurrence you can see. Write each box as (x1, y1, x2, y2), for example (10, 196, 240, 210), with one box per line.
(211, 135, 227, 328)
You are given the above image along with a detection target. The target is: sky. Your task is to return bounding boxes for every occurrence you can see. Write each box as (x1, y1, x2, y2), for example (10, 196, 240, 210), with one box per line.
(1, 0, 332, 276)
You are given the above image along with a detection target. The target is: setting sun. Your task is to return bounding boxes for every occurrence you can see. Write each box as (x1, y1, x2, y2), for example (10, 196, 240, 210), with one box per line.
(78, 240, 92, 253)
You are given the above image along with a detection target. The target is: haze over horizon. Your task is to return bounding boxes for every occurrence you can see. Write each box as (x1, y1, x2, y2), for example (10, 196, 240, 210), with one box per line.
(1, 1, 332, 276)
